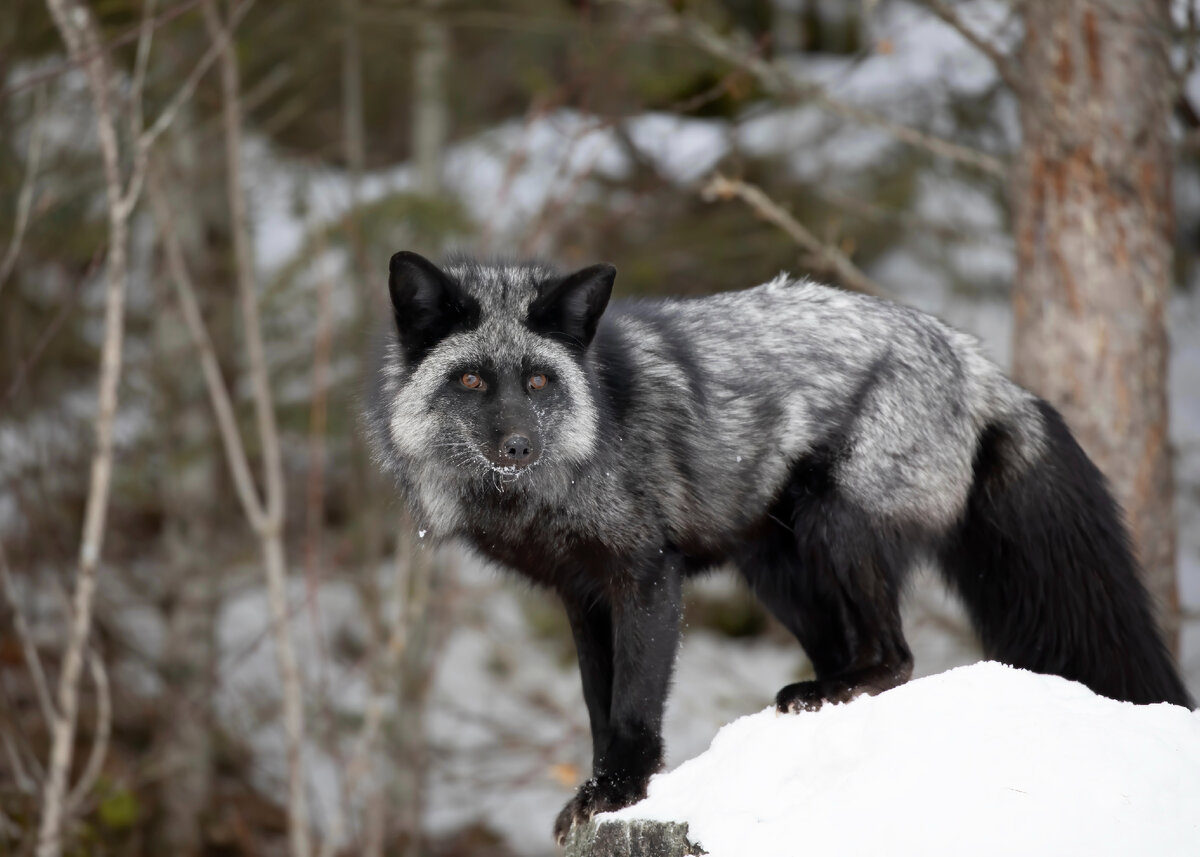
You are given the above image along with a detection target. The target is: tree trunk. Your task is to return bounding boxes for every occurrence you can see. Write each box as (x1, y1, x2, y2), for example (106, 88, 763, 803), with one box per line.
(412, 0, 448, 195)
(1011, 0, 1179, 649)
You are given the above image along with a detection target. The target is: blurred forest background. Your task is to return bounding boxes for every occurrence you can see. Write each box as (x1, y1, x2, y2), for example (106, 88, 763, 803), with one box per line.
(2, 0, 1200, 855)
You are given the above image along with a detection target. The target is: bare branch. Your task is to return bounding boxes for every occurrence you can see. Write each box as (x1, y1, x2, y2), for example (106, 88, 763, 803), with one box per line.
(922, 0, 1022, 93)
(147, 164, 267, 529)
(201, 0, 286, 529)
(1, 255, 91, 408)
(0, 544, 57, 729)
(128, 0, 158, 144)
(702, 173, 887, 298)
(808, 89, 1006, 177)
(612, 0, 1007, 177)
(149, 155, 316, 854)
(197, 5, 313, 855)
(0, 85, 47, 296)
(37, 0, 132, 852)
(65, 650, 111, 817)
(129, 0, 260, 207)
(3, 728, 41, 791)
(0, 0, 209, 102)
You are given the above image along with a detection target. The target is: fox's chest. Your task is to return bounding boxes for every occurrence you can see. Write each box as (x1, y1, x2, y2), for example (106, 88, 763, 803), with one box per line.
(453, 477, 659, 579)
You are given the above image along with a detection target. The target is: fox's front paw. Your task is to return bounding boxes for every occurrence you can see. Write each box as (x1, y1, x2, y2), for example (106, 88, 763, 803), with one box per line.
(552, 774, 646, 845)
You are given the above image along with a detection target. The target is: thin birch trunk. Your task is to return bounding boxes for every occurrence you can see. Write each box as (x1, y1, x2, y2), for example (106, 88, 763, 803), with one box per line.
(37, 2, 132, 854)
(201, 6, 313, 855)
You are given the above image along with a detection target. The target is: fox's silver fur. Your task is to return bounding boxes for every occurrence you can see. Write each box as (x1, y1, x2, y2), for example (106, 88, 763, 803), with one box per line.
(369, 264, 1043, 548)
(366, 252, 1189, 842)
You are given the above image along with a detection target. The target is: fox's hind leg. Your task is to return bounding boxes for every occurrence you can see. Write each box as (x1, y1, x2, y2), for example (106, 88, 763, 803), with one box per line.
(736, 453, 915, 712)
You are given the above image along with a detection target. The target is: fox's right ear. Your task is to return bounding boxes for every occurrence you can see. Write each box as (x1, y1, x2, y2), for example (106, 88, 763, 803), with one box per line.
(388, 251, 480, 364)
(526, 263, 616, 350)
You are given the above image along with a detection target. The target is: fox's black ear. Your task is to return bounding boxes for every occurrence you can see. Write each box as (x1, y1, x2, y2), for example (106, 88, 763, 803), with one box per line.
(388, 251, 480, 363)
(526, 263, 616, 349)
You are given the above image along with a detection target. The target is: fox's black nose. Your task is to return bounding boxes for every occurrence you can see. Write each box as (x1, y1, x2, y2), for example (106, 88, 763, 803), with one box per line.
(499, 434, 536, 464)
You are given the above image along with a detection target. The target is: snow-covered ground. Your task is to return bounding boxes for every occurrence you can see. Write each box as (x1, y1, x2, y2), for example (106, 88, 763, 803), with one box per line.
(604, 662, 1200, 857)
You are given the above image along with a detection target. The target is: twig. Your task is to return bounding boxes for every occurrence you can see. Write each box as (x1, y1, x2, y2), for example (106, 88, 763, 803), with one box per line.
(0, 0, 211, 102)
(355, 5, 589, 35)
(0, 85, 47, 296)
(612, 0, 1007, 177)
(0, 544, 56, 730)
(702, 173, 886, 297)
(151, 165, 312, 857)
(201, 0, 286, 532)
(160, 4, 314, 851)
(148, 164, 267, 529)
(121, 0, 260, 219)
(819, 187, 1008, 246)
(3, 729, 38, 792)
(127, 0, 158, 145)
(479, 96, 562, 253)
(64, 649, 111, 816)
(921, 0, 1022, 93)
(48, 0, 259, 227)
(1, 251, 95, 407)
(36, 0, 133, 853)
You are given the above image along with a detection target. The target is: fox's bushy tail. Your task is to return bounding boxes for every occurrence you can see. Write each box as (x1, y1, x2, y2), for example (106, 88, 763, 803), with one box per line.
(939, 399, 1191, 707)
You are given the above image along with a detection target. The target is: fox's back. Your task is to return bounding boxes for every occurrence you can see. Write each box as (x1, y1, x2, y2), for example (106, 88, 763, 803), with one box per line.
(592, 278, 1031, 544)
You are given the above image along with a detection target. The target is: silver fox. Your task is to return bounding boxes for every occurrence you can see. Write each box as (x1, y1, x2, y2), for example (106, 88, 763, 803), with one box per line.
(366, 251, 1190, 843)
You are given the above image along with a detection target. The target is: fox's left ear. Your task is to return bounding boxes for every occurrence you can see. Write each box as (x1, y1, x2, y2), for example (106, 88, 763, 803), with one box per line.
(526, 263, 616, 349)
(388, 251, 480, 364)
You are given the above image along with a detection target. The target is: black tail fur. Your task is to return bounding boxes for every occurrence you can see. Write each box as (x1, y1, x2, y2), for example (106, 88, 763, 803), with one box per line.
(940, 399, 1191, 707)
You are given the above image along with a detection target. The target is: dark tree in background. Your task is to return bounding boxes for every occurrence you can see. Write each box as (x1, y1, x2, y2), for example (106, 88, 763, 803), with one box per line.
(1012, 0, 1179, 648)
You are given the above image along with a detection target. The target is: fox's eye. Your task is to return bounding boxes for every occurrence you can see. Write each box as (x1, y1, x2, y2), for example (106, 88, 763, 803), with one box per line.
(529, 373, 548, 391)
(461, 373, 485, 390)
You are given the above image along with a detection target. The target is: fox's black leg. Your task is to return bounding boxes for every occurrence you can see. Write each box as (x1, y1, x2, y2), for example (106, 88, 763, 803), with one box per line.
(737, 457, 915, 712)
(554, 550, 683, 844)
(562, 593, 614, 763)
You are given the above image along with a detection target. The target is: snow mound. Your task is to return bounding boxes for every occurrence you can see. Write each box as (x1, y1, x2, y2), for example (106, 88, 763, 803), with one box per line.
(603, 662, 1200, 857)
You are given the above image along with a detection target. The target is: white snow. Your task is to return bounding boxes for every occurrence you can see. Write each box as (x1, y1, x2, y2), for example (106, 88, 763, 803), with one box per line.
(604, 662, 1200, 857)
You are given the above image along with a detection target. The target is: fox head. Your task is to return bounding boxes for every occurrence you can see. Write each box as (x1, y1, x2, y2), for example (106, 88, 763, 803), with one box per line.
(379, 251, 615, 488)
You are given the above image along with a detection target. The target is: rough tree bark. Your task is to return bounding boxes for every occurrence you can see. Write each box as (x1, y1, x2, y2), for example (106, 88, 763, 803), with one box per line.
(1011, 0, 1179, 648)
